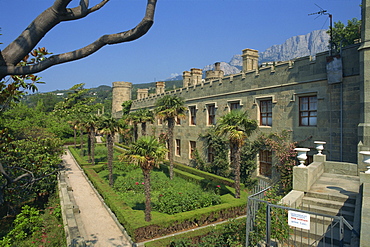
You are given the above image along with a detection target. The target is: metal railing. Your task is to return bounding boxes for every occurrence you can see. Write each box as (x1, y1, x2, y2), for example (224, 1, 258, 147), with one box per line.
(245, 184, 359, 246)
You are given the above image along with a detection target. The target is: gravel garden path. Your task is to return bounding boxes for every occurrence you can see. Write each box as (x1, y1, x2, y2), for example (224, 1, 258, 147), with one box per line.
(62, 149, 132, 247)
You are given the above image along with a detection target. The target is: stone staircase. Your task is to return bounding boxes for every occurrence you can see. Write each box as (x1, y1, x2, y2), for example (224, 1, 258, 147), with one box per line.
(291, 173, 360, 246)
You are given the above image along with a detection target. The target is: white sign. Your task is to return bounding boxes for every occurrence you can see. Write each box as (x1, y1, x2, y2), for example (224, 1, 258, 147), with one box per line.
(288, 210, 310, 230)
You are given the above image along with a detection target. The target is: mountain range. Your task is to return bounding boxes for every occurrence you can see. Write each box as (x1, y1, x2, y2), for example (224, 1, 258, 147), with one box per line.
(167, 29, 330, 80)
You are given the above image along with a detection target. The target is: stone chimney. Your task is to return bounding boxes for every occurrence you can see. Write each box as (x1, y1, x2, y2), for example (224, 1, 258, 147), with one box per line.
(205, 62, 224, 82)
(242, 48, 259, 72)
(190, 68, 203, 86)
(137, 88, 149, 99)
(183, 71, 191, 88)
(156, 81, 165, 94)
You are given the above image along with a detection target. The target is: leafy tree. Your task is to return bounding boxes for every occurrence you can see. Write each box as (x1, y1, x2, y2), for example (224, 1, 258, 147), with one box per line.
(120, 136, 167, 221)
(53, 83, 99, 117)
(198, 126, 230, 177)
(0, 132, 63, 210)
(155, 95, 187, 180)
(215, 110, 257, 198)
(99, 117, 128, 186)
(81, 115, 100, 165)
(126, 112, 141, 142)
(0, 0, 158, 80)
(136, 108, 154, 136)
(330, 18, 361, 51)
(0, 47, 50, 115)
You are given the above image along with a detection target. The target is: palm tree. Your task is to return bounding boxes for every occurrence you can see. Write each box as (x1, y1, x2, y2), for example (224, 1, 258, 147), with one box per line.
(81, 115, 100, 165)
(68, 119, 80, 148)
(99, 116, 128, 186)
(154, 95, 186, 179)
(120, 136, 167, 222)
(136, 108, 154, 136)
(215, 110, 257, 198)
(126, 112, 140, 142)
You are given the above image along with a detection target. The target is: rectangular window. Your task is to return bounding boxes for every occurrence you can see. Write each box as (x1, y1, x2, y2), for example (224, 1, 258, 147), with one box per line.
(189, 141, 196, 159)
(189, 106, 197, 125)
(299, 96, 317, 126)
(175, 139, 181, 156)
(207, 146, 215, 163)
(229, 102, 240, 111)
(260, 100, 272, 126)
(259, 150, 272, 177)
(158, 118, 163, 125)
(207, 104, 216, 125)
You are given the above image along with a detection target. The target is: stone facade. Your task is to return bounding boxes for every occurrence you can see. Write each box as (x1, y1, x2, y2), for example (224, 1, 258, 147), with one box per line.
(112, 0, 370, 174)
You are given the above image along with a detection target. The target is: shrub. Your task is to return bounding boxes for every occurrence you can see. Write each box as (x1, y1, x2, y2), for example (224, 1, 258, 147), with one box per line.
(154, 184, 221, 215)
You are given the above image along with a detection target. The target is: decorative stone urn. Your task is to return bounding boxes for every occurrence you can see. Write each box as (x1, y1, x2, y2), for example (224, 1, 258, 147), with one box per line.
(359, 151, 370, 174)
(294, 148, 310, 167)
(314, 141, 326, 155)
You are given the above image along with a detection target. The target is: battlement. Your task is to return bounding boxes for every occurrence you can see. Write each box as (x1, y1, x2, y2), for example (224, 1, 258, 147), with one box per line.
(130, 45, 360, 110)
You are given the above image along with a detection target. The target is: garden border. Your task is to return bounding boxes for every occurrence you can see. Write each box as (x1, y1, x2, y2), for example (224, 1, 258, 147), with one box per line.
(68, 146, 248, 243)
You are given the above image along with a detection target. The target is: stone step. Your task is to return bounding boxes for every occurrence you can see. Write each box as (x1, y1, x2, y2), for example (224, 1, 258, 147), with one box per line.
(302, 196, 356, 212)
(308, 173, 360, 202)
(300, 204, 355, 222)
(305, 190, 356, 204)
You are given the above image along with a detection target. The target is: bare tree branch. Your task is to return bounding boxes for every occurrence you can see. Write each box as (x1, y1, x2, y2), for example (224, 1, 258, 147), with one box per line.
(0, 0, 156, 79)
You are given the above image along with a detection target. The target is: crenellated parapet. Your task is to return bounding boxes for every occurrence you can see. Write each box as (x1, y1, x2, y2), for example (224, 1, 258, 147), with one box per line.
(131, 45, 360, 112)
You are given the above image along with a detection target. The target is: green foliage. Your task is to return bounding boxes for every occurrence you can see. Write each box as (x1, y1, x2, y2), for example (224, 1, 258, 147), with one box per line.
(0, 135, 63, 207)
(0, 205, 42, 246)
(0, 47, 51, 114)
(53, 83, 101, 117)
(168, 219, 246, 247)
(121, 100, 132, 115)
(248, 185, 291, 246)
(198, 127, 230, 177)
(330, 18, 361, 51)
(0, 192, 66, 247)
(72, 149, 248, 242)
(256, 130, 297, 192)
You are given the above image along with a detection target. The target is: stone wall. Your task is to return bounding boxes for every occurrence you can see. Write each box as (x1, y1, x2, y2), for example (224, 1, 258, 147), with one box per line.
(124, 44, 360, 165)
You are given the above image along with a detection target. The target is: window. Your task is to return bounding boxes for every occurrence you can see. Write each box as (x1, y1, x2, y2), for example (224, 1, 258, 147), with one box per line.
(207, 104, 216, 125)
(189, 141, 196, 159)
(175, 139, 181, 156)
(207, 146, 215, 163)
(189, 106, 197, 125)
(158, 118, 163, 125)
(229, 102, 240, 111)
(259, 150, 272, 177)
(260, 100, 272, 126)
(299, 96, 317, 126)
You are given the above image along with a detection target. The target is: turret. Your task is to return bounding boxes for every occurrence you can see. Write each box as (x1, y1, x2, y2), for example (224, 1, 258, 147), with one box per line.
(111, 81, 132, 118)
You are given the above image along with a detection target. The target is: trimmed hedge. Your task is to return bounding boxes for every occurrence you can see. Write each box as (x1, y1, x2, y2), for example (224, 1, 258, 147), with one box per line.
(144, 217, 246, 247)
(70, 149, 248, 243)
(171, 162, 244, 189)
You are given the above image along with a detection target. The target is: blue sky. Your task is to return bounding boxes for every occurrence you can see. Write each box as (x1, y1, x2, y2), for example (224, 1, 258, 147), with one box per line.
(0, 0, 361, 92)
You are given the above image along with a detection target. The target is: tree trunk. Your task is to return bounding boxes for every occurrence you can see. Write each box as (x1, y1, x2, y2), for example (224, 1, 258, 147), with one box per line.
(90, 127, 95, 166)
(167, 118, 175, 180)
(133, 124, 138, 142)
(80, 130, 84, 157)
(231, 143, 241, 198)
(107, 134, 114, 187)
(73, 128, 77, 148)
(87, 131, 92, 163)
(143, 169, 152, 222)
(142, 122, 147, 136)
